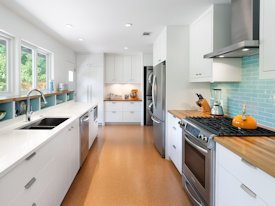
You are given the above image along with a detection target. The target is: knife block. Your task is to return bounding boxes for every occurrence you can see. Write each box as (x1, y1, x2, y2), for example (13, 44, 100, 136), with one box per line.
(197, 99, 211, 113)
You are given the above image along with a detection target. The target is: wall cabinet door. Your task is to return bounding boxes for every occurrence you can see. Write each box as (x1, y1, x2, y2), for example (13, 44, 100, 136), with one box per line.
(153, 28, 167, 66)
(131, 55, 142, 83)
(123, 55, 132, 82)
(105, 54, 115, 83)
(259, 0, 275, 79)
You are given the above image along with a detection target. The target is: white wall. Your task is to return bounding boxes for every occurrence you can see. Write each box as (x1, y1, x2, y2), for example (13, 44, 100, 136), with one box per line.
(143, 53, 153, 66)
(0, 4, 75, 94)
(166, 26, 210, 110)
(104, 83, 142, 99)
(76, 53, 104, 124)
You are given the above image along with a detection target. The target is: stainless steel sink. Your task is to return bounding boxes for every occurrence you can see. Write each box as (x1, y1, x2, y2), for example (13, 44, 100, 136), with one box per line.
(20, 118, 69, 130)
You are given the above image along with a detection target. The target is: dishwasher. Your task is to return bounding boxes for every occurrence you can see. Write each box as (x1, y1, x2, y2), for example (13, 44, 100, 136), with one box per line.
(80, 112, 89, 166)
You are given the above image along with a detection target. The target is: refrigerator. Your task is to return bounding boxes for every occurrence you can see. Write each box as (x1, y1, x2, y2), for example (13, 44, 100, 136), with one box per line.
(144, 66, 153, 125)
(151, 62, 166, 157)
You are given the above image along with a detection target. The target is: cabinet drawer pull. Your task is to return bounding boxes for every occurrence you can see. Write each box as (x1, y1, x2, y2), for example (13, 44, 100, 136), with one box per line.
(172, 126, 177, 130)
(25, 177, 36, 189)
(173, 145, 176, 149)
(240, 184, 256, 198)
(130, 102, 134, 104)
(241, 158, 257, 169)
(25, 152, 36, 161)
(130, 111, 134, 114)
(112, 102, 116, 104)
(112, 111, 116, 113)
(32, 203, 37, 206)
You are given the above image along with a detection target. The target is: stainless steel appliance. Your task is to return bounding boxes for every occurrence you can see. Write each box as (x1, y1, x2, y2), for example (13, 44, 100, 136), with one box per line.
(89, 106, 98, 149)
(204, 0, 260, 58)
(80, 112, 90, 166)
(179, 116, 275, 206)
(150, 62, 166, 157)
(210, 89, 224, 116)
(144, 66, 153, 125)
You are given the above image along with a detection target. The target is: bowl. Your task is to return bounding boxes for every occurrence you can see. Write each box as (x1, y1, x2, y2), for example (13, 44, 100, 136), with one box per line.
(0, 111, 7, 121)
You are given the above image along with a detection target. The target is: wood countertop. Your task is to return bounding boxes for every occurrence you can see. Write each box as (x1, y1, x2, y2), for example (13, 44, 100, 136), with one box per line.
(168, 110, 211, 119)
(168, 109, 275, 178)
(104, 98, 142, 101)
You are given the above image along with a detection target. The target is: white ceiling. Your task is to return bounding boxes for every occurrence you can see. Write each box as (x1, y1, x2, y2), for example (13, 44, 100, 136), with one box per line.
(0, 0, 230, 53)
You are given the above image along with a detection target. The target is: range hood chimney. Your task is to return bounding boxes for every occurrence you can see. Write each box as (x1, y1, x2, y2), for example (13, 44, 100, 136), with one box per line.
(204, 0, 260, 58)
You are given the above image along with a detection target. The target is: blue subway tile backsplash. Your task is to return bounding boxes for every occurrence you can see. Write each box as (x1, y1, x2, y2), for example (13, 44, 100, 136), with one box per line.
(211, 55, 275, 128)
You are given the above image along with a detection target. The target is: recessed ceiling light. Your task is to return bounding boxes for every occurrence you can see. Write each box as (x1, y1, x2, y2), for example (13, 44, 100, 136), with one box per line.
(65, 24, 73, 29)
(78, 37, 84, 41)
(218, 55, 225, 58)
(124, 47, 129, 50)
(124, 23, 133, 27)
(242, 48, 250, 51)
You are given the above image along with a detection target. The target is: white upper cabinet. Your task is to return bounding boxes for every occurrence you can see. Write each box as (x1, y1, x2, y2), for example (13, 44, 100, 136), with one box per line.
(189, 4, 241, 82)
(153, 28, 167, 66)
(105, 54, 142, 83)
(259, 0, 275, 79)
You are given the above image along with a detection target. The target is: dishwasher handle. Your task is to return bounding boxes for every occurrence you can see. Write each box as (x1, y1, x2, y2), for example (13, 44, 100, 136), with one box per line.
(80, 114, 89, 123)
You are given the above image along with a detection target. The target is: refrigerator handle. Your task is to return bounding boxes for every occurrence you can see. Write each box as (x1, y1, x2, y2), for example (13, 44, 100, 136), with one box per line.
(152, 75, 156, 109)
(151, 115, 161, 124)
(148, 73, 154, 85)
(147, 102, 153, 116)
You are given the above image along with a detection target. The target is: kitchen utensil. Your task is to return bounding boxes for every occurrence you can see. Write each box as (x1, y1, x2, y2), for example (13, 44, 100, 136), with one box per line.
(195, 93, 211, 112)
(210, 89, 224, 116)
(0, 111, 6, 121)
(232, 104, 257, 129)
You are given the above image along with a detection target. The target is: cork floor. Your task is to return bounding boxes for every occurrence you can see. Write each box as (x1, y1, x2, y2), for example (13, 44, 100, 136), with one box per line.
(61, 125, 192, 206)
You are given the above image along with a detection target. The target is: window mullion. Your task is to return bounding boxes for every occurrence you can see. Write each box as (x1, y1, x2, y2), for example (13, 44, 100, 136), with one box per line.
(33, 49, 37, 89)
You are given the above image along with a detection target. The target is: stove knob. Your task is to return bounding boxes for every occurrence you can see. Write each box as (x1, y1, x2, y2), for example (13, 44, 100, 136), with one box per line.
(198, 134, 203, 139)
(203, 136, 208, 142)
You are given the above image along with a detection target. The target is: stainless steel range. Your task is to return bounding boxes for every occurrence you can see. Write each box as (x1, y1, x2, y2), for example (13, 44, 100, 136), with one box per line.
(179, 116, 275, 206)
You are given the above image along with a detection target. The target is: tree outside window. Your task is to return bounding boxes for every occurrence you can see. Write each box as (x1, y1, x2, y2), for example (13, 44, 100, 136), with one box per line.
(0, 39, 7, 92)
(37, 53, 47, 90)
(21, 46, 33, 91)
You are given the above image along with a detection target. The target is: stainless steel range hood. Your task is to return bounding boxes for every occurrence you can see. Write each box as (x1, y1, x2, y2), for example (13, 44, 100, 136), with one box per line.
(204, 0, 260, 58)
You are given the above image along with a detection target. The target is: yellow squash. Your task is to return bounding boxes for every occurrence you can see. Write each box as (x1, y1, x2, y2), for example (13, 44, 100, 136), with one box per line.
(232, 115, 257, 129)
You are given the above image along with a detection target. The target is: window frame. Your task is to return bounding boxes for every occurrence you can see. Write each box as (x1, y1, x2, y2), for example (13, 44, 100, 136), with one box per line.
(0, 32, 13, 94)
(20, 41, 51, 92)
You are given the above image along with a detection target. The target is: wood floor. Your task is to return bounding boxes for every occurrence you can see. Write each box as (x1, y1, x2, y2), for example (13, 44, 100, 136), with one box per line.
(62, 125, 192, 206)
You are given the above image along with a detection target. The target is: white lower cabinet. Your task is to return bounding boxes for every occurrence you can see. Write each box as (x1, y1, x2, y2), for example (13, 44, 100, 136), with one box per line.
(0, 119, 80, 206)
(105, 101, 141, 123)
(216, 143, 274, 206)
(167, 112, 182, 174)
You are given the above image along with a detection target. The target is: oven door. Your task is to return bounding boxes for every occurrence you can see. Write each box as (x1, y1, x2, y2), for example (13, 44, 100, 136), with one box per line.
(182, 131, 214, 206)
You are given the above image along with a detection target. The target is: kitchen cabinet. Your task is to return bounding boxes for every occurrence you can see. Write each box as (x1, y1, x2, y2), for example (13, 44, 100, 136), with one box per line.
(259, 0, 275, 79)
(216, 143, 275, 206)
(189, 4, 241, 82)
(105, 54, 142, 83)
(0, 119, 80, 206)
(153, 28, 167, 66)
(105, 101, 141, 123)
(167, 112, 182, 174)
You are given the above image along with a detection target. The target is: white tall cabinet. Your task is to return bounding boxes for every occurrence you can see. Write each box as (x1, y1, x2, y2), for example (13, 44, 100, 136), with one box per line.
(76, 54, 104, 124)
(189, 4, 241, 82)
(259, 0, 275, 79)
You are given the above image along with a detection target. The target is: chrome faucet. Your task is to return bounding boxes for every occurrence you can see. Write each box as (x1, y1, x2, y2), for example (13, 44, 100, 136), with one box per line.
(26, 89, 47, 121)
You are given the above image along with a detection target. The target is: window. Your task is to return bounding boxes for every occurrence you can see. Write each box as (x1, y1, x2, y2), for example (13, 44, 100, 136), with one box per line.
(0, 35, 11, 92)
(20, 42, 51, 91)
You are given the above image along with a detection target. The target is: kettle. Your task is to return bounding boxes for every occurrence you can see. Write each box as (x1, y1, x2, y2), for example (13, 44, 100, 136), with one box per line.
(232, 104, 257, 129)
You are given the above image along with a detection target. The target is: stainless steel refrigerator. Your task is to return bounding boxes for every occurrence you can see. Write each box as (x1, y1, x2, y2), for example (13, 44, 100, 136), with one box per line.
(150, 62, 166, 157)
(144, 66, 153, 125)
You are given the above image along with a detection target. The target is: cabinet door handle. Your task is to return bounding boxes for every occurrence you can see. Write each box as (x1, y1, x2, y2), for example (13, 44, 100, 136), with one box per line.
(25, 177, 36, 189)
(112, 111, 116, 113)
(173, 145, 176, 149)
(172, 126, 177, 130)
(240, 184, 256, 198)
(130, 111, 134, 114)
(32, 203, 37, 206)
(71, 126, 74, 129)
(25, 152, 36, 161)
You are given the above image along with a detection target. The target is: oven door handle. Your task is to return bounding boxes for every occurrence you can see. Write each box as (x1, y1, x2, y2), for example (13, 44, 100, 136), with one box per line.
(184, 180, 204, 206)
(185, 135, 208, 155)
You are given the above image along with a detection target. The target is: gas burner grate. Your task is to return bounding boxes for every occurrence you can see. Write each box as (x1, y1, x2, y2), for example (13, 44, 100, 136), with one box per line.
(185, 116, 275, 137)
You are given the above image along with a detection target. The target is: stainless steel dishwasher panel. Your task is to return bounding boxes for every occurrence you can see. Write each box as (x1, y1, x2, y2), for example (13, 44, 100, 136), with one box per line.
(80, 113, 89, 166)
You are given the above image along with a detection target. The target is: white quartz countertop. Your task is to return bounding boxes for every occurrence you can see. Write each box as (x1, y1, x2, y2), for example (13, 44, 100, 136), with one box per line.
(0, 101, 97, 178)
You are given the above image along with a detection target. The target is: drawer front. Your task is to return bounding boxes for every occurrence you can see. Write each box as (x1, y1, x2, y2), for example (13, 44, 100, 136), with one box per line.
(170, 123, 182, 174)
(217, 143, 275, 205)
(105, 111, 123, 122)
(216, 164, 268, 206)
(105, 101, 123, 111)
(0, 140, 54, 205)
(123, 102, 141, 111)
(123, 111, 141, 122)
